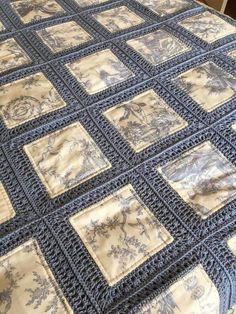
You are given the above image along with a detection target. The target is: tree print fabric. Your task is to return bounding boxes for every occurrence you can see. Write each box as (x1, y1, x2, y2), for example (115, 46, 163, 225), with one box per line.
(103, 89, 188, 152)
(178, 11, 236, 43)
(138, 264, 219, 314)
(70, 184, 173, 285)
(0, 239, 72, 313)
(158, 141, 236, 219)
(127, 30, 190, 66)
(66, 49, 134, 94)
(0, 38, 31, 74)
(173, 61, 236, 112)
(0, 72, 66, 129)
(228, 49, 236, 60)
(37, 21, 93, 53)
(73, 0, 109, 7)
(93, 6, 144, 33)
(0, 182, 15, 224)
(135, 0, 190, 16)
(227, 235, 236, 256)
(10, 0, 65, 24)
(24, 121, 111, 198)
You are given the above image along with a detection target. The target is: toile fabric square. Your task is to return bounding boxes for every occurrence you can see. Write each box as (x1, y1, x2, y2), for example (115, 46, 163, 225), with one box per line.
(0, 72, 66, 129)
(0, 239, 72, 313)
(73, 0, 109, 7)
(135, 0, 191, 16)
(0, 38, 31, 74)
(103, 89, 188, 152)
(173, 61, 236, 112)
(227, 235, 236, 256)
(93, 6, 145, 33)
(66, 49, 134, 94)
(127, 29, 190, 65)
(10, 0, 66, 24)
(178, 11, 236, 43)
(36, 21, 93, 53)
(0, 182, 15, 224)
(0, 21, 5, 32)
(158, 141, 236, 219)
(23, 121, 111, 198)
(70, 184, 173, 285)
(138, 264, 219, 314)
(228, 49, 236, 60)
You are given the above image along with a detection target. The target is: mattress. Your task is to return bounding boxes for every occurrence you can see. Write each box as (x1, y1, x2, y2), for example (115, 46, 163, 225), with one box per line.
(0, 0, 236, 313)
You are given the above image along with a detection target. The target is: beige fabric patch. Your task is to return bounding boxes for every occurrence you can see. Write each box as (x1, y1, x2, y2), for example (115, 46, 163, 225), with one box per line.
(24, 121, 111, 198)
(0, 182, 15, 224)
(0, 239, 72, 313)
(0, 21, 5, 32)
(10, 0, 65, 24)
(228, 49, 236, 60)
(228, 305, 236, 314)
(227, 235, 236, 256)
(173, 61, 236, 112)
(138, 264, 219, 314)
(135, 0, 190, 16)
(178, 11, 236, 43)
(232, 123, 236, 132)
(0, 72, 66, 129)
(93, 6, 144, 33)
(127, 30, 190, 66)
(37, 21, 93, 53)
(66, 49, 134, 94)
(0, 38, 31, 74)
(103, 89, 188, 152)
(73, 0, 109, 7)
(158, 141, 236, 219)
(70, 184, 173, 286)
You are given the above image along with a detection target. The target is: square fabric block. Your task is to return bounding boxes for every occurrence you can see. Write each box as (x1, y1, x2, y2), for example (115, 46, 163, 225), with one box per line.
(127, 30, 190, 66)
(93, 6, 145, 33)
(178, 11, 236, 43)
(36, 21, 93, 53)
(228, 49, 236, 60)
(0, 72, 66, 129)
(70, 184, 173, 285)
(73, 0, 109, 7)
(24, 121, 111, 198)
(158, 141, 236, 219)
(0, 38, 31, 74)
(138, 264, 219, 314)
(66, 49, 134, 94)
(173, 62, 236, 112)
(0, 182, 15, 224)
(136, 0, 190, 16)
(0, 21, 5, 32)
(103, 89, 188, 152)
(10, 0, 65, 24)
(227, 235, 236, 256)
(0, 239, 72, 313)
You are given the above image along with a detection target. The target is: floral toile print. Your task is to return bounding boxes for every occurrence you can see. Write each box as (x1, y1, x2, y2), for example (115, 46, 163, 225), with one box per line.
(138, 264, 219, 314)
(0, 21, 5, 32)
(70, 184, 173, 285)
(24, 121, 111, 198)
(93, 6, 144, 33)
(0, 239, 72, 314)
(227, 234, 236, 256)
(10, 0, 65, 24)
(135, 0, 190, 16)
(158, 141, 236, 219)
(0, 38, 31, 74)
(0, 72, 66, 129)
(103, 89, 188, 152)
(66, 49, 134, 94)
(178, 11, 236, 43)
(173, 61, 236, 112)
(0, 182, 15, 225)
(37, 21, 93, 53)
(127, 30, 190, 66)
(228, 49, 236, 60)
(73, 0, 109, 7)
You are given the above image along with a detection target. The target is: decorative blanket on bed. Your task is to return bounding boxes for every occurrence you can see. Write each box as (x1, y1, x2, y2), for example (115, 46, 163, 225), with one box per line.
(0, 0, 236, 313)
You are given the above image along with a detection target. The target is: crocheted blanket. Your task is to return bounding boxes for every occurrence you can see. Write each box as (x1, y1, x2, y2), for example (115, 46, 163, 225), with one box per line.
(0, 0, 236, 313)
